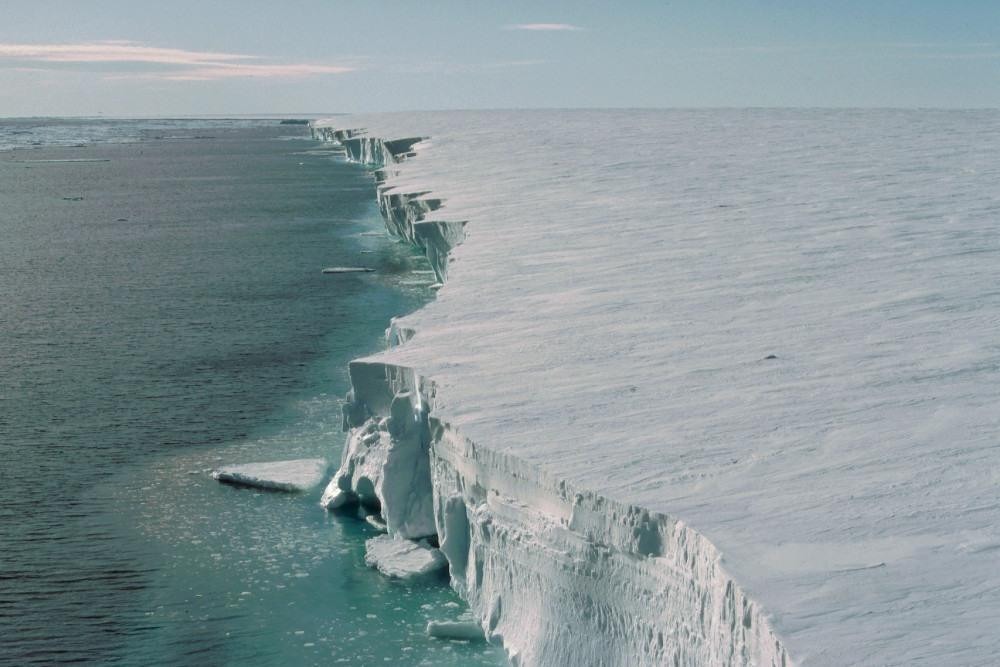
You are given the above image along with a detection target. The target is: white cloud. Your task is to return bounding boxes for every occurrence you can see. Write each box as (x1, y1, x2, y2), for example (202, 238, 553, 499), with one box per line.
(161, 63, 353, 80)
(0, 41, 354, 80)
(505, 23, 584, 32)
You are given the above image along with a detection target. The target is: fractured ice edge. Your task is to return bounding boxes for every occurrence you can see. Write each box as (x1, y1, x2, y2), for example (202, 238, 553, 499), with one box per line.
(311, 124, 789, 667)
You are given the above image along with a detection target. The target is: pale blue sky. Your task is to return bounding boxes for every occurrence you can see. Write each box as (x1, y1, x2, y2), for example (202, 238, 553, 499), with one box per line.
(2, 0, 999, 115)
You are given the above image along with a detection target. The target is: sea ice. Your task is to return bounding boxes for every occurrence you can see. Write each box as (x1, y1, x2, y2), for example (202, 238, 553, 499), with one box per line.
(364, 535, 447, 580)
(211, 459, 328, 492)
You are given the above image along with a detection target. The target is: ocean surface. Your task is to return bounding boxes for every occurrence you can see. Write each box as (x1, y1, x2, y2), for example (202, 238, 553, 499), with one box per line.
(0, 119, 504, 666)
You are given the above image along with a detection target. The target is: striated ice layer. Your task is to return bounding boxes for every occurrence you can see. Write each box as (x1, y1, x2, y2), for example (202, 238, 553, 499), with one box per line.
(313, 110, 1000, 666)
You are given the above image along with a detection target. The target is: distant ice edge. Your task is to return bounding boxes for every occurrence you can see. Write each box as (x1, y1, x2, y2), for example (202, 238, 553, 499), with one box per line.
(311, 124, 791, 667)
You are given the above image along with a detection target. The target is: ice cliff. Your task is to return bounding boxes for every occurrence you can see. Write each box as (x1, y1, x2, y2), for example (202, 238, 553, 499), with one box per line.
(312, 110, 1000, 666)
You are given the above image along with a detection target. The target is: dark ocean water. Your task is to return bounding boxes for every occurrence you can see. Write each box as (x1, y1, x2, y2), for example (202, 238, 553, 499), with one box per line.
(0, 121, 503, 665)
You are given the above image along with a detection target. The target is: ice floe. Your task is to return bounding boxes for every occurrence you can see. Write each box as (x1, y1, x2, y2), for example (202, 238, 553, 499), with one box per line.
(426, 619, 484, 641)
(364, 535, 447, 580)
(211, 458, 328, 492)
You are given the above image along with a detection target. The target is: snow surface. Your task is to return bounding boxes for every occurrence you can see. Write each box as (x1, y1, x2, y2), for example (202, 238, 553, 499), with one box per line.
(314, 110, 1000, 666)
(364, 534, 447, 579)
(212, 459, 328, 492)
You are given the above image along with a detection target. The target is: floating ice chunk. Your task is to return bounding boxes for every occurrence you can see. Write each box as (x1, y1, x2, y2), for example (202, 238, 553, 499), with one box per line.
(322, 266, 375, 274)
(364, 535, 446, 580)
(211, 459, 328, 492)
(320, 486, 352, 509)
(364, 514, 388, 532)
(426, 620, 485, 642)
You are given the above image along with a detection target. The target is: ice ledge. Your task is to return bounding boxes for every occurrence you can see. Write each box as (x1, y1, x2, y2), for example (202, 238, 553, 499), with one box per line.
(311, 122, 791, 666)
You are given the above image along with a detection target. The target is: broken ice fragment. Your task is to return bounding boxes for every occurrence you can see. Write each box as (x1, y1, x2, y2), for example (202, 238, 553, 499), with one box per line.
(364, 535, 447, 580)
(211, 459, 328, 492)
(426, 620, 485, 641)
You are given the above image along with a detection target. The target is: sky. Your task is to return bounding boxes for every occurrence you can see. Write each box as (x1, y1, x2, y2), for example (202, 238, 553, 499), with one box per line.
(1, 0, 999, 115)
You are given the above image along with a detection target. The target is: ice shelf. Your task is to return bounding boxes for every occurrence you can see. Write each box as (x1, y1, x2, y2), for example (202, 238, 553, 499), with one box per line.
(313, 110, 1000, 666)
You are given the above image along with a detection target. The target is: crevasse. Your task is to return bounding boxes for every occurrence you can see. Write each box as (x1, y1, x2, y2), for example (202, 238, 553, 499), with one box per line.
(311, 124, 790, 667)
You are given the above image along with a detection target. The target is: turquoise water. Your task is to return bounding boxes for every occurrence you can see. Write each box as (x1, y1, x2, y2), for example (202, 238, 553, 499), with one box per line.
(0, 121, 504, 665)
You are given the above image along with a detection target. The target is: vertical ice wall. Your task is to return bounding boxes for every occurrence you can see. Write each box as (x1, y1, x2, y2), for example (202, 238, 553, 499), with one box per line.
(312, 124, 790, 667)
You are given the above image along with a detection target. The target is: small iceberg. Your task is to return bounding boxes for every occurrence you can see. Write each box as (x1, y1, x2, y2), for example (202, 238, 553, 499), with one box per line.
(364, 535, 447, 580)
(211, 458, 328, 492)
(322, 266, 375, 274)
(364, 514, 388, 532)
(426, 619, 485, 642)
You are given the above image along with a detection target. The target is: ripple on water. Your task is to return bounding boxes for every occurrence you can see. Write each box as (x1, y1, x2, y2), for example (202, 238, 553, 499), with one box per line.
(1, 123, 503, 666)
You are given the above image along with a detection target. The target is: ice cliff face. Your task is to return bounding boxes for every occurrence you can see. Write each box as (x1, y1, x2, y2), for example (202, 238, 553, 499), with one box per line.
(313, 111, 1000, 666)
(313, 127, 463, 283)
(323, 358, 787, 666)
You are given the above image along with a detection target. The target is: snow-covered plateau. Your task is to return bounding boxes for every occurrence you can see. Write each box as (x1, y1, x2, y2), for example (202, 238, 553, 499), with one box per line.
(312, 110, 1000, 666)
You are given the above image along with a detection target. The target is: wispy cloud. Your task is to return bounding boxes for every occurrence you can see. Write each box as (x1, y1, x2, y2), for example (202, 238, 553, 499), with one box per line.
(160, 64, 354, 81)
(385, 58, 546, 74)
(0, 41, 354, 80)
(107, 63, 356, 82)
(0, 41, 255, 65)
(505, 23, 584, 32)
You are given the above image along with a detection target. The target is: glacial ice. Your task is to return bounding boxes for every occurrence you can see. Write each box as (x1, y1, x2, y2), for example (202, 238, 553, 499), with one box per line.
(364, 534, 448, 580)
(212, 458, 328, 492)
(313, 110, 1000, 666)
